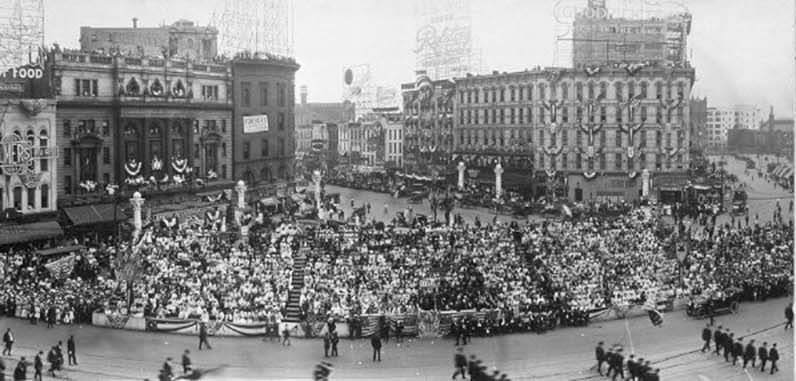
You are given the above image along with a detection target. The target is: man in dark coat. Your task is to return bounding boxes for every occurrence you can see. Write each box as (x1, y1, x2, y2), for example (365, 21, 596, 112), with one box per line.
(647, 368, 660, 381)
(34, 351, 43, 381)
(46, 307, 56, 329)
(162, 357, 174, 380)
(181, 350, 192, 374)
(768, 343, 779, 374)
(330, 331, 339, 357)
(713, 325, 723, 355)
(12, 357, 27, 381)
(743, 339, 756, 369)
(701, 323, 712, 352)
(46, 347, 58, 376)
(594, 341, 605, 376)
(2, 328, 13, 356)
(198, 323, 212, 350)
(323, 332, 331, 358)
(452, 347, 467, 380)
(625, 354, 636, 381)
(611, 348, 624, 381)
(370, 334, 382, 362)
(731, 338, 743, 366)
(785, 303, 793, 330)
(67, 335, 77, 365)
(758, 342, 769, 372)
(604, 348, 615, 377)
(724, 332, 734, 361)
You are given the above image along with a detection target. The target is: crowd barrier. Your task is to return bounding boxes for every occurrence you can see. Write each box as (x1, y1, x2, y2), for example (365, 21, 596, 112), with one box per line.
(90, 298, 685, 338)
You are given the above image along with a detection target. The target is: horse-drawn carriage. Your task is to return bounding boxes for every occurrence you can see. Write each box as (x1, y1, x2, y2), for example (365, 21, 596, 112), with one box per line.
(686, 288, 742, 318)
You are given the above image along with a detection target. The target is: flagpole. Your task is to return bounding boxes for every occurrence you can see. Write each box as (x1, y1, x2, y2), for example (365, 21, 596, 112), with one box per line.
(624, 317, 635, 355)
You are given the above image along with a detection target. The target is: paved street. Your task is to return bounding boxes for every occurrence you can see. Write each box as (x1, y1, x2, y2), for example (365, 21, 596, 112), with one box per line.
(0, 298, 791, 380)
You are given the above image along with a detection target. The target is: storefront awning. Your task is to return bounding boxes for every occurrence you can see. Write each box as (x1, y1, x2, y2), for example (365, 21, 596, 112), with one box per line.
(0, 221, 63, 245)
(63, 203, 126, 226)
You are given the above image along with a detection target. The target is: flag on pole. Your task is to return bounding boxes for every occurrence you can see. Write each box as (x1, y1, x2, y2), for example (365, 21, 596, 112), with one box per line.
(642, 300, 664, 327)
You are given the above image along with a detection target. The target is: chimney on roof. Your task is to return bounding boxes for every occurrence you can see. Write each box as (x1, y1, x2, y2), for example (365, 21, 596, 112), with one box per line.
(300, 85, 308, 105)
(133, 17, 138, 28)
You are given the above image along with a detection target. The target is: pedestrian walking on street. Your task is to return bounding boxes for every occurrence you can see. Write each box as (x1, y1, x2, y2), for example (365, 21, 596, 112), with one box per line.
(67, 335, 77, 365)
(330, 331, 339, 357)
(594, 341, 605, 376)
(452, 347, 467, 380)
(768, 343, 779, 374)
(758, 342, 769, 372)
(785, 303, 793, 330)
(742, 339, 756, 369)
(732, 338, 743, 366)
(713, 325, 723, 355)
(198, 322, 212, 350)
(281, 325, 291, 346)
(610, 348, 624, 381)
(701, 323, 712, 352)
(33, 351, 43, 381)
(2, 328, 13, 356)
(12, 357, 27, 381)
(370, 334, 382, 362)
(323, 332, 330, 358)
(182, 349, 192, 374)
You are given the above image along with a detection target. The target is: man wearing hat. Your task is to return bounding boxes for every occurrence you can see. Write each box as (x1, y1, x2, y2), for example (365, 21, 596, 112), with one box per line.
(594, 341, 605, 376)
(452, 347, 467, 380)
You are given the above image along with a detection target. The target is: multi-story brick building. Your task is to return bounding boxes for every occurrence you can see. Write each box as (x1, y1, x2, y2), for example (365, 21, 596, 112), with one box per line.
(50, 49, 233, 200)
(689, 97, 707, 153)
(230, 53, 299, 185)
(401, 72, 455, 173)
(453, 65, 695, 201)
(80, 19, 218, 60)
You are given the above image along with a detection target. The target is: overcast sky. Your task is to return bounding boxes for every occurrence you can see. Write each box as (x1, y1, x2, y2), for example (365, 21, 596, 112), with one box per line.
(44, 0, 794, 117)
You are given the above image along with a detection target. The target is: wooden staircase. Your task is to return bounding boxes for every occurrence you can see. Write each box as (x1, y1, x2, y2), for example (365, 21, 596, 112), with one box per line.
(283, 249, 308, 322)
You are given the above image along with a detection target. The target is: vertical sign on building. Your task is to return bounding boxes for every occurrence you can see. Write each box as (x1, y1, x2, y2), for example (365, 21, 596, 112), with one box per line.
(414, 0, 480, 80)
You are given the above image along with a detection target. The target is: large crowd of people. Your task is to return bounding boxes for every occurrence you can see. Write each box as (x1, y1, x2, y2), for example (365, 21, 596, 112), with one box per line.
(0, 195, 792, 340)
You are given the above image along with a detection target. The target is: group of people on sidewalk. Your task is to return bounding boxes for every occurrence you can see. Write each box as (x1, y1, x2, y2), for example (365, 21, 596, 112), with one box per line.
(0, 328, 77, 381)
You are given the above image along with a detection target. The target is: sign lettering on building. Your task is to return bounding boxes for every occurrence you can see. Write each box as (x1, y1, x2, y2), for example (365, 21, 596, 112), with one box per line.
(243, 114, 269, 134)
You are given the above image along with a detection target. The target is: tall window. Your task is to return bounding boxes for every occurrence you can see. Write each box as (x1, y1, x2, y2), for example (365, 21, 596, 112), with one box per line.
(261, 139, 269, 157)
(278, 83, 286, 106)
(278, 113, 285, 130)
(599, 153, 606, 170)
(63, 120, 72, 137)
(278, 138, 285, 156)
(243, 141, 250, 159)
(640, 130, 647, 147)
(103, 147, 110, 164)
(614, 153, 622, 170)
(575, 153, 582, 169)
(615, 130, 622, 147)
(242, 82, 251, 107)
(259, 83, 269, 106)
(41, 184, 49, 209)
(64, 148, 72, 166)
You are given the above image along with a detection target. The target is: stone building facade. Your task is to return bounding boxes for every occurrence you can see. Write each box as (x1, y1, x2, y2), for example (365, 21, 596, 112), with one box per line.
(230, 54, 299, 186)
(79, 19, 218, 60)
(50, 49, 233, 200)
(453, 65, 695, 201)
(401, 72, 455, 173)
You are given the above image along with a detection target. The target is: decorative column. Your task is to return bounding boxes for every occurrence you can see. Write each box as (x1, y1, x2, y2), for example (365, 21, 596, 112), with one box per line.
(641, 169, 651, 198)
(130, 191, 145, 236)
(235, 180, 247, 209)
(457, 161, 466, 190)
(494, 162, 503, 198)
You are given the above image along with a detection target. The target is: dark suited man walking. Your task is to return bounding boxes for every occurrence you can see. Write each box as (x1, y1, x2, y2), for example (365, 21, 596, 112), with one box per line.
(2, 328, 13, 356)
(731, 338, 743, 366)
(701, 323, 712, 352)
(370, 334, 382, 362)
(758, 342, 769, 372)
(67, 335, 77, 366)
(742, 339, 756, 369)
(713, 326, 723, 355)
(594, 341, 605, 376)
(198, 323, 212, 350)
(768, 343, 779, 374)
(785, 303, 793, 330)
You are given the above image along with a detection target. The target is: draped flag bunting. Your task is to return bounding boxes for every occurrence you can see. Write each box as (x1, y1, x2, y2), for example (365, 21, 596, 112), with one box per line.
(642, 300, 664, 327)
(44, 254, 76, 280)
